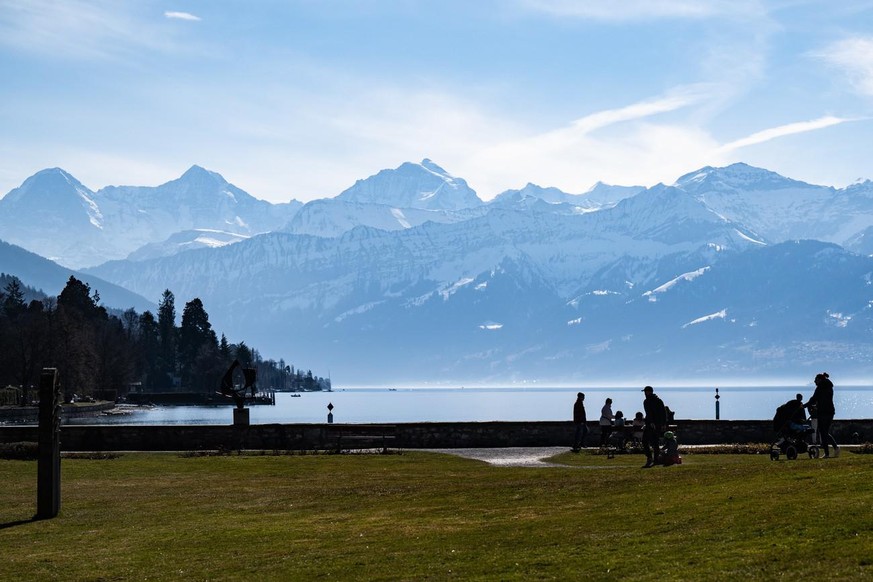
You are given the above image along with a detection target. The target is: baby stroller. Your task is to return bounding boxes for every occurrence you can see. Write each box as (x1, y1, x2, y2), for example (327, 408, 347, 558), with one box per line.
(769, 400, 820, 461)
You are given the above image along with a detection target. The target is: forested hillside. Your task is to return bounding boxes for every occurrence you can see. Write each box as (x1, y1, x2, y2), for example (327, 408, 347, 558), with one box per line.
(0, 275, 329, 405)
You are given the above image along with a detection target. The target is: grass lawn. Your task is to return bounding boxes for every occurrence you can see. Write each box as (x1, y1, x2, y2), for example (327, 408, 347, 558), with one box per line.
(1, 450, 871, 581)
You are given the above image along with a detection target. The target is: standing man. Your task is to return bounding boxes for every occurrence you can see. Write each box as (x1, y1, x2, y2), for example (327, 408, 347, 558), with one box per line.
(572, 392, 588, 452)
(642, 385, 667, 468)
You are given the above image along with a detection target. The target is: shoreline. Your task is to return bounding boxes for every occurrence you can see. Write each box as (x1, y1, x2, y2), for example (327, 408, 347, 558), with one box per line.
(0, 401, 117, 423)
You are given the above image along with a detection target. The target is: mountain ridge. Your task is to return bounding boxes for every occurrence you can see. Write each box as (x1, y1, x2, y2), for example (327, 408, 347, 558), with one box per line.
(5, 159, 873, 384)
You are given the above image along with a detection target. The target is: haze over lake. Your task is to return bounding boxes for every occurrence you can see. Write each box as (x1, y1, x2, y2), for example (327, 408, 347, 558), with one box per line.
(61, 386, 873, 426)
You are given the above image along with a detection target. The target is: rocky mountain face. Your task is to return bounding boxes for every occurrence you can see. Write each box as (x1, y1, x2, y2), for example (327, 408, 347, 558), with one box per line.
(673, 163, 873, 245)
(4, 160, 873, 384)
(336, 159, 482, 211)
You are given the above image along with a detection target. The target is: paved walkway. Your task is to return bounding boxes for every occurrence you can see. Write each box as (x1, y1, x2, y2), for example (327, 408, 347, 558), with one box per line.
(425, 446, 577, 467)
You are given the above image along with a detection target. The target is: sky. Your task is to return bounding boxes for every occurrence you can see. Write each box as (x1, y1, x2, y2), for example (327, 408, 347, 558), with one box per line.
(1, 0, 873, 203)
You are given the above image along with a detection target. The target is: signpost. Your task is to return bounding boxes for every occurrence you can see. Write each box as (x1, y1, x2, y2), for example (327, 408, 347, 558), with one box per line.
(715, 387, 720, 420)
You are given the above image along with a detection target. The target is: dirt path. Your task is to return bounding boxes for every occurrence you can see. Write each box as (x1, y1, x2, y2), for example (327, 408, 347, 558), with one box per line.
(424, 446, 575, 467)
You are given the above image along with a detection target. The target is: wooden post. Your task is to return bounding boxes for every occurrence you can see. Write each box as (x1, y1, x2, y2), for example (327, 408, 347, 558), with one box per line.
(37, 368, 61, 519)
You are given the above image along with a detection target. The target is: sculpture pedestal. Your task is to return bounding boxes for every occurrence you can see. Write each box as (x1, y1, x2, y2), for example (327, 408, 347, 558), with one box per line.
(233, 407, 250, 426)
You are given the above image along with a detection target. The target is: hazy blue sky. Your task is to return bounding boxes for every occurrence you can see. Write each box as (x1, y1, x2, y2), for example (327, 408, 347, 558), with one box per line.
(1, 1, 872, 202)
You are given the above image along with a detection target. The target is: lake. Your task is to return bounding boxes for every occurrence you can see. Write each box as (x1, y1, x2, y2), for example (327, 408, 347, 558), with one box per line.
(61, 386, 873, 425)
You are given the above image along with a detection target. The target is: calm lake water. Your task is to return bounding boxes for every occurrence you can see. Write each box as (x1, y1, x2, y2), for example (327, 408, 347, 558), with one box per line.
(61, 386, 873, 425)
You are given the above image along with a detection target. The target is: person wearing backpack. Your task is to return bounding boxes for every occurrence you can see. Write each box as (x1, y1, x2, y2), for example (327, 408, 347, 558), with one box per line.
(641, 385, 668, 468)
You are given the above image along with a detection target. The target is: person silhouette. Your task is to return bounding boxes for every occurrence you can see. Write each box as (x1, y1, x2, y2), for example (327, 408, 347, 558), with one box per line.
(805, 372, 839, 458)
(572, 392, 588, 452)
(599, 397, 614, 447)
(641, 386, 667, 468)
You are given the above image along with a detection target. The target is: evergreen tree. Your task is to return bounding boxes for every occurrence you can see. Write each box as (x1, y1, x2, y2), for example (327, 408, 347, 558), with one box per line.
(219, 333, 231, 361)
(179, 298, 218, 391)
(234, 342, 253, 366)
(56, 277, 102, 400)
(157, 289, 177, 389)
(3, 278, 26, 319)
(137, 311, 160, 391)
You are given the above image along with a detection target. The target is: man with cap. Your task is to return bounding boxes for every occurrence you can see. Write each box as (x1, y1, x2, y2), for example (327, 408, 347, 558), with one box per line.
(642, 385, 667, 468)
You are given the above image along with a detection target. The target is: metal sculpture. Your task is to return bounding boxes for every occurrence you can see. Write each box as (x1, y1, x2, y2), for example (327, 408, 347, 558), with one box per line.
(219, 359, 257, 409)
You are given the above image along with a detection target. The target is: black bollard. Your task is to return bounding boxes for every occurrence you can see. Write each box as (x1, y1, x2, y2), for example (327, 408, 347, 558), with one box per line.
(36, 368, 61, 520)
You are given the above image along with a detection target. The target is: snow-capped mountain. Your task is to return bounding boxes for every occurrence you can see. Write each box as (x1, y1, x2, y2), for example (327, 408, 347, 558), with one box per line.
(282, 198, 483, 237)
(0, 165, 302, 268)
(84, 180, 763, 382)
(673, 163, 873, 246)
(336, 159, 483, 210)
(126, 229, 250, 261)
(0, 169, 108, 267)
(491, 182, 643, 210)
(7, 159, 873, 383)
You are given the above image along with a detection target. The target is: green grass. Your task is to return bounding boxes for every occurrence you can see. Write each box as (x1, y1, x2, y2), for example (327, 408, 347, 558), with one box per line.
(1, 451, 871, 581)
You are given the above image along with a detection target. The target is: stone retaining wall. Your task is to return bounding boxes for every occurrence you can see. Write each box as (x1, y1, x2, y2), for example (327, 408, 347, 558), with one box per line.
(1, 419, 871, 451)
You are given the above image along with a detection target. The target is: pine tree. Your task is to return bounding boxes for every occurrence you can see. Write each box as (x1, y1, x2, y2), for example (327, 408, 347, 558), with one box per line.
(157, 290, 177, 389)
(179, 298, 218, 391)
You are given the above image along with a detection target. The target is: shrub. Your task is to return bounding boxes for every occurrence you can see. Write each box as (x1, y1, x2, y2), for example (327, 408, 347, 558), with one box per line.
(0, 441, 38, 460)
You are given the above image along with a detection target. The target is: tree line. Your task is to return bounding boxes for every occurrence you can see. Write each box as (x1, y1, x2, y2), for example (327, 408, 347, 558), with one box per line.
(0, 274, 330, 404)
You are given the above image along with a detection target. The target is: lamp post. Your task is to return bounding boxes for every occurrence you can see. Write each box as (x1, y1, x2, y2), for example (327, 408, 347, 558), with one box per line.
(715, 388, 720, 420)
(327, 402, 334, 424)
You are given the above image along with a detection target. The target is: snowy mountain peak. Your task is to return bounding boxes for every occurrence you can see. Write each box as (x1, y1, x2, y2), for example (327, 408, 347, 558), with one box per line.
(419, 158, 449, 176)
(2, 166, 96, 207)
(0, 167, 104, 236)
(175, 164, 228, 187)
(491, 183, 581, 208)
(336, 159, 483, 211)
(4, 167, 92, 202)
(674, 163, 809, 193)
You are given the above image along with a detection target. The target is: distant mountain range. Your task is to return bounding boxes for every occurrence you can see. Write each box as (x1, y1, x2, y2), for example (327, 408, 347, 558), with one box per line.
(0, 165, 301, 269)
(2, 159, 873, 385)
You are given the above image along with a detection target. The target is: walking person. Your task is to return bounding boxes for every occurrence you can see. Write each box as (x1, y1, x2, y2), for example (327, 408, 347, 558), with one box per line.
(599, 398, 614, 447)
(641, 385, 667, 468)
(572, 392, 588, 452)
(805, 372, 839, 458)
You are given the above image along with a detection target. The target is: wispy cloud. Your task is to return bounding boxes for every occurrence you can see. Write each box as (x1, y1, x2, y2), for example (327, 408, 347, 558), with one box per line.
(815, 37, 873, 97)
(0, 0, 198, 59)
(164, 11, 201, 22)
(719, 116, 855, 152)
(450, 89, 724, 196)
(571, 87, 709, 134)
(518, 0, 762, 21)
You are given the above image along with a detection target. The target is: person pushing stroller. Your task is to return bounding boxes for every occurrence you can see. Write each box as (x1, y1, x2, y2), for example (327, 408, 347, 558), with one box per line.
(770, 393, 819, 460)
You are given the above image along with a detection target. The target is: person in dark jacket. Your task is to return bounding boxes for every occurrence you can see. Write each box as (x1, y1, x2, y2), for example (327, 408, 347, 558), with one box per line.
(805, 372, 839, 458)
(642, 385, 668, 468)
(572, 392, 588, 452)
(784, 393, 807, 431)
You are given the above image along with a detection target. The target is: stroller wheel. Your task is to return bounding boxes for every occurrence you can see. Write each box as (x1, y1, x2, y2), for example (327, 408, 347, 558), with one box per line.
(808, 446, 820, 459)
(785, 445, 798, 460)
(769, 449, 780, 461)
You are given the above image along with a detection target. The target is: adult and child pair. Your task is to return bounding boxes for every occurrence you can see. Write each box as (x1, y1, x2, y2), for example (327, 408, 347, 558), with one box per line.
(773, 372, 840, 459)
(573, 386, 678, 468)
